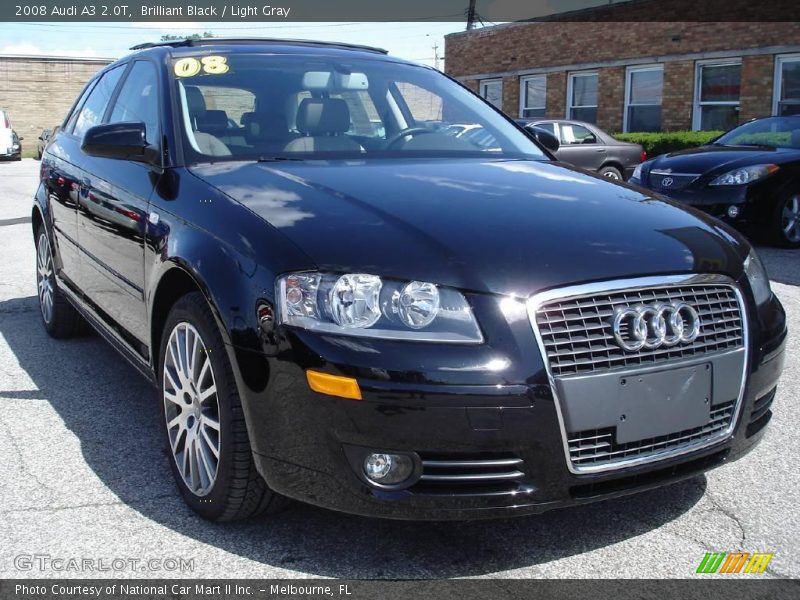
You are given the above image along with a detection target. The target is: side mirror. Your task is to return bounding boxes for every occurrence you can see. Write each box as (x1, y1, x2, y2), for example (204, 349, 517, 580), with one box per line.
(82, 122, 153, 163)
(530, 126, 560, 153)
(18, 137, 24, 141)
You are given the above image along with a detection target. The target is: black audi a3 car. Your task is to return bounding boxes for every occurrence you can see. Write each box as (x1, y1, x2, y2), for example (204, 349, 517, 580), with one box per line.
(631, 116, 800, 247)
(33, 39, 786, 522)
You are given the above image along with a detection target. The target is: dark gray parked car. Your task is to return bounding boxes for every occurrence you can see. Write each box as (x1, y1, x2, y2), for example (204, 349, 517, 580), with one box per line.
(36, 128, 53, 160)
(517, 119, 645, 180)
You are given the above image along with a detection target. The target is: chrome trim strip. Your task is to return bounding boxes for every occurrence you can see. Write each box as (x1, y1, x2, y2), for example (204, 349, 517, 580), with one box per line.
(421, 458, 523, 468)
(526, 273, 749, 475)
(419, 471, 525, 482)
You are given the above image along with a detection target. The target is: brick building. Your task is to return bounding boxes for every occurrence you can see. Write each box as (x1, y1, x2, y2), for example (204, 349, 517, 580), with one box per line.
(0, 55, 112, 140)
(445, 17, 800, 133)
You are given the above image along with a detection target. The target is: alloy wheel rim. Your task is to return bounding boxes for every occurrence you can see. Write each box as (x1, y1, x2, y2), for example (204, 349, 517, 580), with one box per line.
(603, 171, 620, 180)
(36, 233, 54, 324)
(163, 322, 220, 496)
(782, 195, 800, 243)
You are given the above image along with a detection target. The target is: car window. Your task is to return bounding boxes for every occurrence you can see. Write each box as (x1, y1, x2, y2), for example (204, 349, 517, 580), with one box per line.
(109, 61, 161, 145)
(64, 81, 97, 133)
(714, 116, 800, 149)
(196, 85, 255, 126)
(173, 53, 546, 162)
(71, 65, 126, 140)
(394, 82, 444, 124)
(534, 122, 556, 135)
(331, 89, 383, 137)
(560, 123, 597, 145)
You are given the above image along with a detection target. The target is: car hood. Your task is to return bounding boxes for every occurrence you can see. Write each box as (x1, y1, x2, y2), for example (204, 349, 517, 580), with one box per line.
(648, 144, 791, 175)
(190, 158, 747, 297)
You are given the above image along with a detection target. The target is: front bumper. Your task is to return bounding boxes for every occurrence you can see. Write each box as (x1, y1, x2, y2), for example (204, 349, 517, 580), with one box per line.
(233, 284, 786, 521)
(638, 179, 767, 226)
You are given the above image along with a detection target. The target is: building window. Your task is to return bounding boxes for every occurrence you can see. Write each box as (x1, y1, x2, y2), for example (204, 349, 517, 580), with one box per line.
(774, 54, 800, 116)
(519, 75, 546, 118)
(694, 60, 741, 131)
(479, 79, 503, 109)
(624, 65, 663, 132)
(567, 72, 598, 123)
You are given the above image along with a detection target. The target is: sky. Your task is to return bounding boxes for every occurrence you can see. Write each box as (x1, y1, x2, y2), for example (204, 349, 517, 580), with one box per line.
(0, 21, 471, 69)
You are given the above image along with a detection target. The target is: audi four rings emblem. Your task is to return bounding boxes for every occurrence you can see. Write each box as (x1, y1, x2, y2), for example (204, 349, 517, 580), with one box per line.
(612, 302, 702, 352)
(661, 176, 674, 188)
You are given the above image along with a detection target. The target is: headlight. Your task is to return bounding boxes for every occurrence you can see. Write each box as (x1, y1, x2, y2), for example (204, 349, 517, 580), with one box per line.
(744, 250, 772, 305)
(709, 164, 779, 186)
(277, 272, 483, 343)
(630, 164, 643, 181)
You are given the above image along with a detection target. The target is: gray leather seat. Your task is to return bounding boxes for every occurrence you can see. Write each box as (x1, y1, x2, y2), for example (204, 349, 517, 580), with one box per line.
(184, 86, 231, 156)
(284, 98, 364, 153)
(197, 110, 230, 137)
(243, 112, 298, 151)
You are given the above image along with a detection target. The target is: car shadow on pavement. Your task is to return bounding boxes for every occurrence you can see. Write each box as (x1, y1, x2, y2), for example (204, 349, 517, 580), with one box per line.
(1, 296, 707, 578)
(755, 246, 800, 287)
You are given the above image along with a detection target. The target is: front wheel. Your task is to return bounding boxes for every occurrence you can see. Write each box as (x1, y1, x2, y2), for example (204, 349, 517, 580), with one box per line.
(159, 292, 284, 521)
(773, 191, 800, 248)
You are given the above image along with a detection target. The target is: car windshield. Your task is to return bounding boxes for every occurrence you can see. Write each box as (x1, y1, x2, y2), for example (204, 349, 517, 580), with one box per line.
(714, 116, 800, 149)
(172, 52, 546, 162)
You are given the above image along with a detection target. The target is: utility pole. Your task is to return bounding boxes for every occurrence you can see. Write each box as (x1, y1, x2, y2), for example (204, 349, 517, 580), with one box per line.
(466, 0, 477, 30)
(432, 43, 440, 70)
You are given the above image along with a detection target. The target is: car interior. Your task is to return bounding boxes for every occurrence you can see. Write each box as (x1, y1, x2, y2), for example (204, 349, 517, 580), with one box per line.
(173, 57, 540, 161)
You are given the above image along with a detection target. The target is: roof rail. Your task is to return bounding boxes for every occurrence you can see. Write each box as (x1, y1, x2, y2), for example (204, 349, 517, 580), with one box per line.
(130, 38, 388, 54)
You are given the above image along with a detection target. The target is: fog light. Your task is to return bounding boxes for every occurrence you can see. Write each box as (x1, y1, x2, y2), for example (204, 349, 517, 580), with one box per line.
(363, 453, 414, 485)
(727, 205, 740, 218)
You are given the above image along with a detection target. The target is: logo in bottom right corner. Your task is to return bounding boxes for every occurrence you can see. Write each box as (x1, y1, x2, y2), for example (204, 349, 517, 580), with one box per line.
(696, 552, 774, 574)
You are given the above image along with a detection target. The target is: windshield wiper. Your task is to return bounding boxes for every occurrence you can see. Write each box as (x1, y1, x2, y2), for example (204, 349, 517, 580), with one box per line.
(257, 156, 306, 163)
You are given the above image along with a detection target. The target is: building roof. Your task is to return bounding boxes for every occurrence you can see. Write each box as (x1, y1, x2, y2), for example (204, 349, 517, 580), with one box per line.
(0, 54, 114, 63)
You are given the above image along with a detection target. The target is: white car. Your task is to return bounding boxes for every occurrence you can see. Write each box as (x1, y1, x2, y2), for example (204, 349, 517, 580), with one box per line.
(1, 110, 21, 160)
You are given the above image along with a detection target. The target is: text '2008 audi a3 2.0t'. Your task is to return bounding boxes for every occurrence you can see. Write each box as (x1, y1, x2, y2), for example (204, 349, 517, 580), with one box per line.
(33, 39, 787, 521)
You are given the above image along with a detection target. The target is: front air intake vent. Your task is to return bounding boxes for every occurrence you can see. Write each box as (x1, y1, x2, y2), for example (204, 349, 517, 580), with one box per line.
(411, 453, 532, 497)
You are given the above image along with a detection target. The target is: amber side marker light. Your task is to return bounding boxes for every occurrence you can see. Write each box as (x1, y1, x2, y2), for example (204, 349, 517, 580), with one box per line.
(306, 370, 362, 400)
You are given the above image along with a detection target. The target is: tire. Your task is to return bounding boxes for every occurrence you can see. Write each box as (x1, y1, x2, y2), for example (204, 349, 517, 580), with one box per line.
(158, 291, 284, 521)
(35, 227, 89, 338)
(772, 190, 800, 248)
(599, 165, 622, 180)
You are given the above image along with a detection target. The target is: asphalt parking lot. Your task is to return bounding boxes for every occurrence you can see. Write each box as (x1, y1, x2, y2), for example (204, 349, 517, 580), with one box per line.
(0, 158, 797, 579)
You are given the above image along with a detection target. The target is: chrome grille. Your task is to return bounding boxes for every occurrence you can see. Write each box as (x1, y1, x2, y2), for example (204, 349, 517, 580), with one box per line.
(535, 284, 743, 376)
(649, 172, 699, 191)
(411, 453, 531, 497)
(568, 400, 735, 468)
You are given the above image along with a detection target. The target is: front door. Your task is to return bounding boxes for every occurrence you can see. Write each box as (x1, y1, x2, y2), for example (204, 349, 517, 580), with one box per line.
(555, 122, 607, 171)
(75, 60, 162, 346)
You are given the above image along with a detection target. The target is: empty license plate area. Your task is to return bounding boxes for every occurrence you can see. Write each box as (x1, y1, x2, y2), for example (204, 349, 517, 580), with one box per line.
(556, 362, 717, 444)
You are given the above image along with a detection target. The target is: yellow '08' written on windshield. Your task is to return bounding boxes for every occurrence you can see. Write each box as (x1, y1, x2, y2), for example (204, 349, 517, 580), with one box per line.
(173, 56, 230, 78)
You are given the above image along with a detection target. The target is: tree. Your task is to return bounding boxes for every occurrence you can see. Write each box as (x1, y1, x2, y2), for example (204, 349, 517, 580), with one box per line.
(160, 31, 214, 41)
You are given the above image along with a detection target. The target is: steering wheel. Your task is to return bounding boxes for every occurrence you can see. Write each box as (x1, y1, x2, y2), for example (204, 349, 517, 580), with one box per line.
(384, 127, 436, 149)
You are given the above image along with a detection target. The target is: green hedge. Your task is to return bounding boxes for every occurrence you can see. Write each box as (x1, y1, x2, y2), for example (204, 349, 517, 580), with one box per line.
(613, 131, 723, 158)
